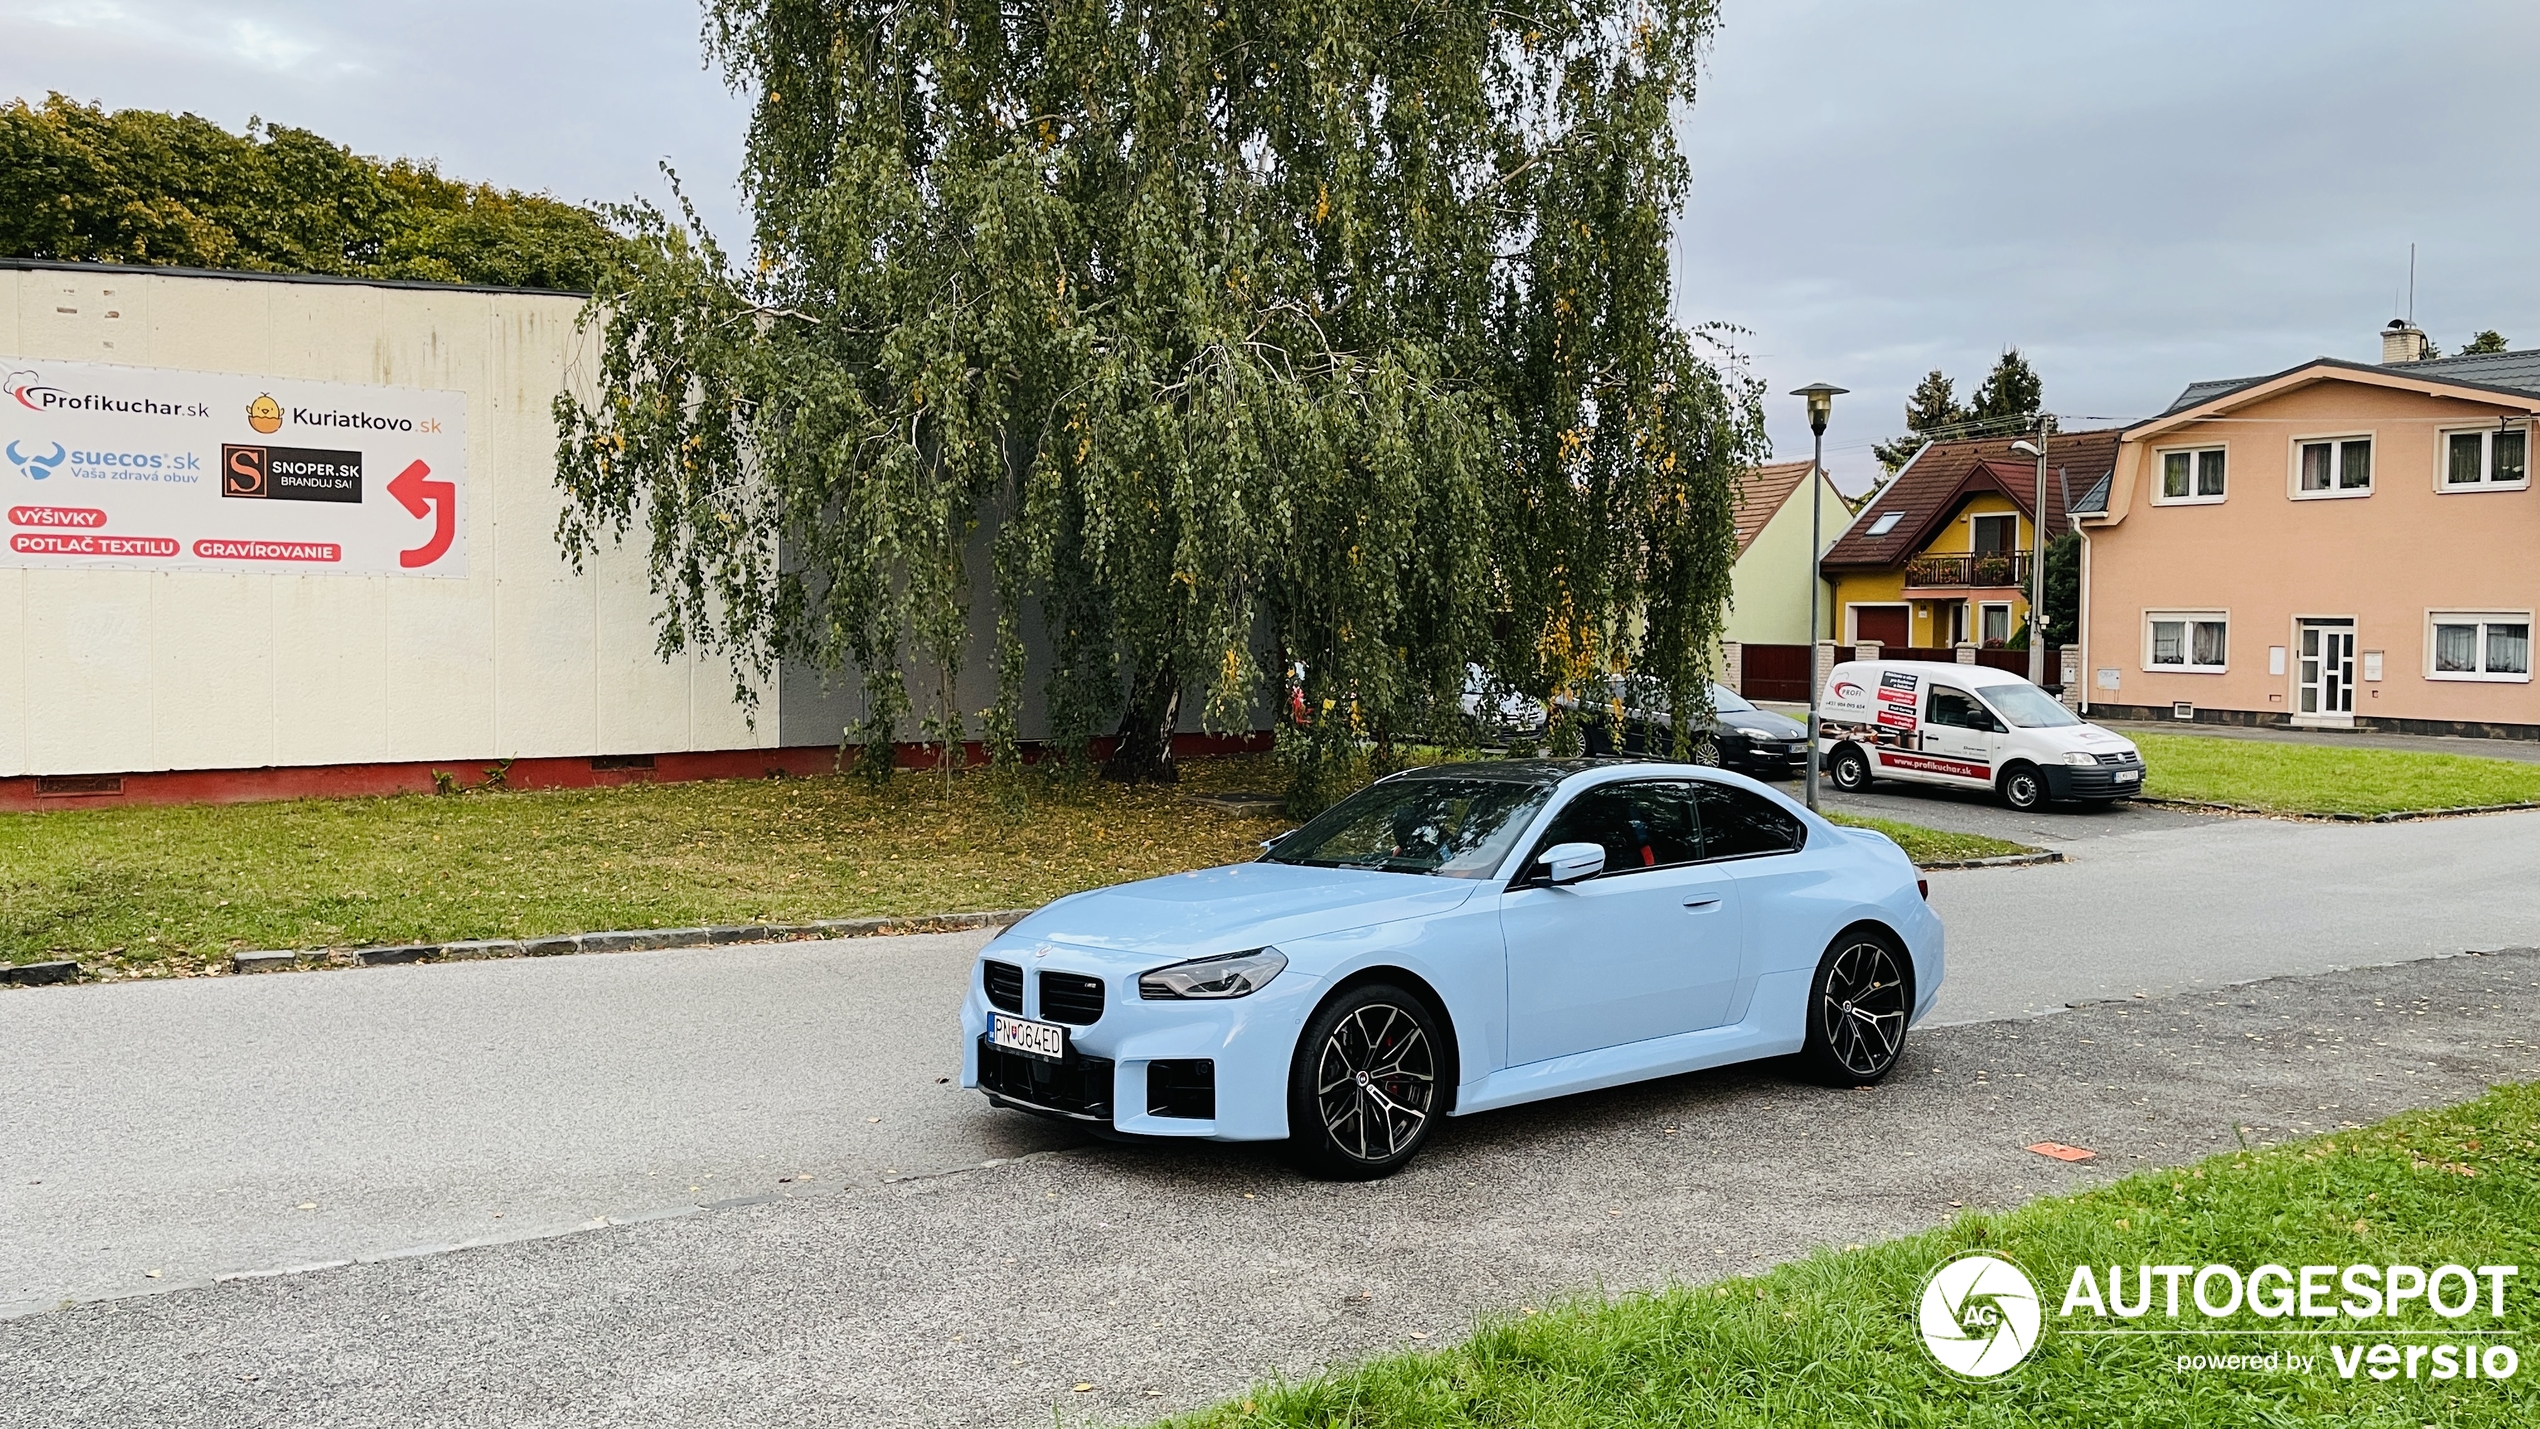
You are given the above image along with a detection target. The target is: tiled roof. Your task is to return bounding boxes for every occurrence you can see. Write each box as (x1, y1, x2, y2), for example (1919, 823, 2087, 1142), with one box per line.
(1820, 427, 2121, 571)
(2163, 348, 2540, 414)
(1732, 459, 1819, 556)
(2069, 470, 2112, 516)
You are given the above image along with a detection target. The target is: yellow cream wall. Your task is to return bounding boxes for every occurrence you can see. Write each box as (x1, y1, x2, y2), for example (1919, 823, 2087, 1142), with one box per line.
(0, 267, 768, 778)
(1724, 470, 1843, 644)
(1832, 494, 2035, 645)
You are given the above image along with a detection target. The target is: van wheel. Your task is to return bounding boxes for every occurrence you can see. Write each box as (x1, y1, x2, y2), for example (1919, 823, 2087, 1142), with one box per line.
(1999, 761, 2047, 811)
(1828, 743, 1873, 793)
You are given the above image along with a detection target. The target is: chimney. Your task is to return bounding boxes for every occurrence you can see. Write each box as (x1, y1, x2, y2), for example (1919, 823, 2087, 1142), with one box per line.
(2382, 319, 2430, 364)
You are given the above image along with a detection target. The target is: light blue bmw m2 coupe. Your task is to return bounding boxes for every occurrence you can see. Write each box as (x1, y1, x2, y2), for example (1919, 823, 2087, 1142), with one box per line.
(963, 759, 1943, 1178)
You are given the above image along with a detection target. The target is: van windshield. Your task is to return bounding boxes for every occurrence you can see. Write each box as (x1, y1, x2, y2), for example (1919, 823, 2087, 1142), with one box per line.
(1981, 682, 2083, 728)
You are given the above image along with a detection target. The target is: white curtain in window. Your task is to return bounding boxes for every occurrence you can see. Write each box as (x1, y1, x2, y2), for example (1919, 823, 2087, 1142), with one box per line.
(2151, 621, 2184, 664)
(2434, 623, 2479, 672)
(2489, 623, 2531, 676)
(2192, 621, 2227, 667)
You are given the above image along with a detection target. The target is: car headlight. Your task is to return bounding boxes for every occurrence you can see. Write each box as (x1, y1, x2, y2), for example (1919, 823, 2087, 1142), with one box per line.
(1733, 726, 1776, 739)
(2062, 750, 2099, 766)
(1139, 947, 1288, 1000)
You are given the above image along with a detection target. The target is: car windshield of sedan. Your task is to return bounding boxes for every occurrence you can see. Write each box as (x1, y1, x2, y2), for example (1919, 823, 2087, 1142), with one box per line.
(1710, 682, 1757, 713)
(1263, 777, 1552, 878)
(1981, 682, 2083, 728)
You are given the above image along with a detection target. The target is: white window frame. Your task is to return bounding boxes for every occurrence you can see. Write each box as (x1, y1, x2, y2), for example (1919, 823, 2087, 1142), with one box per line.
(2151, 444, 2227, 505)
(1845, 601, 1910, 644)
(2144, 609, 2229, 674)
(1966, 511, 2018, 555)
(2424, 610, 2533, 683)
(2434, 422, 2532, 492)
(2288, 431, 2375, 500)
(1978, 601, 2014, 646)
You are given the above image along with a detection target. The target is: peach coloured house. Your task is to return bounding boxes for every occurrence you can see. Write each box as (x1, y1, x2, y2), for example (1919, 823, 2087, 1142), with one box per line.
(2071, 325, 2540, 737)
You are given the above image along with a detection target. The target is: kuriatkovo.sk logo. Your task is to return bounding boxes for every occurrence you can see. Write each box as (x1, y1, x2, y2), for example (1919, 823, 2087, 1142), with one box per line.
(1918, 1253, 2523, 1384)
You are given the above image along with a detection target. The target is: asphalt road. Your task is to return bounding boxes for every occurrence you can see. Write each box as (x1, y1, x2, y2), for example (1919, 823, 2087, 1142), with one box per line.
(7, 810, 2540, 1330)
(4, 947, 2535, 1428)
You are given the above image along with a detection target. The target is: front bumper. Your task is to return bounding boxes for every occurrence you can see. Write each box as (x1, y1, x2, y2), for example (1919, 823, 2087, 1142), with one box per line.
(2044, 762, 2144, 801)
(961, 948, 1321, 1142)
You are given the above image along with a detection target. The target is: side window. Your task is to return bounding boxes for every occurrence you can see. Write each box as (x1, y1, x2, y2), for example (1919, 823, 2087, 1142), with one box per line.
(1693, 782, 1806, 860)
(1927, 686, 1988, 729)
(1530, 782, 1701, 876)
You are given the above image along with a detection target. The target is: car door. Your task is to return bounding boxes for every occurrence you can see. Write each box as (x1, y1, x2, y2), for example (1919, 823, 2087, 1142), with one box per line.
(1499, 780, 1745, 1065)
(1688, 781, 1816, 1024)
(1913, 684, 2000, 787)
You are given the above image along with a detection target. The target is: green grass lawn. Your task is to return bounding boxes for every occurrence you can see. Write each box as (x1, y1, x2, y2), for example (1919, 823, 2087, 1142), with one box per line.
(1162, 1083, 2540, 1428)
(1, 757, 2030, 977)
(1823, 811, 2034, 864)
(2136, 733, 2540, 817)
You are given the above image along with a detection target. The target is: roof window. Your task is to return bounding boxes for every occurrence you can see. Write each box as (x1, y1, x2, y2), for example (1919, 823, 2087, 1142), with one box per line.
(1866, 512, 1903, 537)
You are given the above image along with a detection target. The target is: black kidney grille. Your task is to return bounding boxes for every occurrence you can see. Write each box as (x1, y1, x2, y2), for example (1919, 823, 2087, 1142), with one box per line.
(982, 960, 1024, 1013)
(1039, 971, 1105, 1025)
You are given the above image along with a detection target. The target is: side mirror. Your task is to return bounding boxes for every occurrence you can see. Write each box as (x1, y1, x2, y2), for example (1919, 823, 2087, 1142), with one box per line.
(1537, 841, 1606, 886)
(1259, 829, 1296, 851)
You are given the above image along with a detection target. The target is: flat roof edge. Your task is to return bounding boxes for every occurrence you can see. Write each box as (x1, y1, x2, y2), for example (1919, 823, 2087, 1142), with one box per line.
(0, 256, 592, 300)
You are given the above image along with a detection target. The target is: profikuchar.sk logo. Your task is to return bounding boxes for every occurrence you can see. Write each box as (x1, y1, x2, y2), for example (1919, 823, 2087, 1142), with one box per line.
(1920, 1253, 2042, 1378)
(7, 439, 67, 480)
(6, 368, 62, 412)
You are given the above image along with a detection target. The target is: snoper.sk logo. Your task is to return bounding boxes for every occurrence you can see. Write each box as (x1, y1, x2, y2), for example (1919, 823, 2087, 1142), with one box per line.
(1920, 1253, 2042, 1377)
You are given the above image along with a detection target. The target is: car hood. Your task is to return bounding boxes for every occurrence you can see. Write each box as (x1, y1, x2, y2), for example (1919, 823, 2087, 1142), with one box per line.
(1003, 860, 1483, 961)
(1718, 707, 1806, 737)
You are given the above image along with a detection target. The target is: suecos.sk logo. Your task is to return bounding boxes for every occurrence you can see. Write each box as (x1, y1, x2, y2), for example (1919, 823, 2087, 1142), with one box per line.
(1921, 1253, 2042, 1378)
(6, 439, 66, 479)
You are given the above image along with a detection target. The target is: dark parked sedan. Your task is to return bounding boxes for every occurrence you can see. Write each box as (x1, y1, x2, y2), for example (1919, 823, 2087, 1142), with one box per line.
(1578, 678, 1810, 779)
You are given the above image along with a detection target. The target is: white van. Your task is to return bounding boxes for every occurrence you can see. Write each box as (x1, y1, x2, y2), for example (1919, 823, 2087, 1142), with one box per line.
(1815, 660, 2145, 811)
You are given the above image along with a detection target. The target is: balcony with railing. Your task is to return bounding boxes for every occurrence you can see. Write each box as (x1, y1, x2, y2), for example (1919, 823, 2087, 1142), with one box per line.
(1904, 550, 2032, 589)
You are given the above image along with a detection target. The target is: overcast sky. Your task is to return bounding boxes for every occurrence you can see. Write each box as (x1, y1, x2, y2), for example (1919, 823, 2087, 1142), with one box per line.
(8, 0, 2537, 490)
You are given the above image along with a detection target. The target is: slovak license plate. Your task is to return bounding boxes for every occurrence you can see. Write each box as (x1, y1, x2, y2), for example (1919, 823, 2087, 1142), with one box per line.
(991, 1012, 1068, 1061)
(2114, 768, 2140, 783)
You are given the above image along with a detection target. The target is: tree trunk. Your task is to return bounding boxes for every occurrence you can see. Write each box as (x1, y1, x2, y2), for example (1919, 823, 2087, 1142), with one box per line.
(1103, 662, 1182, 784)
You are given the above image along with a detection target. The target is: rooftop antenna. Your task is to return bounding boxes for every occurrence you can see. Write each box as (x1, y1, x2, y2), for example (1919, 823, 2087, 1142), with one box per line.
(2407, 242, 2416, 327)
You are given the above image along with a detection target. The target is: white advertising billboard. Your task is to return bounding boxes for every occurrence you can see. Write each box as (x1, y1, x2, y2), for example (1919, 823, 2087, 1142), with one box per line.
(3, 358, 467, 577)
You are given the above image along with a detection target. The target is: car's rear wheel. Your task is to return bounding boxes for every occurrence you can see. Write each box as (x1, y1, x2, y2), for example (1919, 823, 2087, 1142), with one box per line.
(1828, 742, 1873, 792)
(1796, 931, 1912, 1086)
(1999, 760, 2047, 811)
(1287, 984, 1443, 1180)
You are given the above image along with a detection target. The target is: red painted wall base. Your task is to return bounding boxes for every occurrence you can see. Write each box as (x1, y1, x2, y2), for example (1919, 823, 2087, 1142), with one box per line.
(0, 731, 1276, 814)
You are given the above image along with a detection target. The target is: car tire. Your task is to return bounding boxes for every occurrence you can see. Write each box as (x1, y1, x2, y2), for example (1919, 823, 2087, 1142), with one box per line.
(1998, 761, 2047, 811)
(1795, 929, 1913, 1087)
(1828, 743, 1873, 793)
(1286, 983, 1446, 1180)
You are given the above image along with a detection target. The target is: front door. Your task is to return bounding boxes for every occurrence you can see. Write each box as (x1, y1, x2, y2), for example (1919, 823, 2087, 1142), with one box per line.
(1912, 684, 2000, 786)
(2296, 620, 2356, 720)
(1500, 780, 1744, 1065)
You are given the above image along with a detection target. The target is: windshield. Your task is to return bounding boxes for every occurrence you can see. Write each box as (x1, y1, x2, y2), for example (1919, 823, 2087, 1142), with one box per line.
(1981, 682, 2083, 728)
(1264, 776, 1552, 878)
(1710, 682, 1756, 713)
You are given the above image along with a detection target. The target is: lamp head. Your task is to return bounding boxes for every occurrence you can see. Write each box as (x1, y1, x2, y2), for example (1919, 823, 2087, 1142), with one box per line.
(2008, 439, 2041, 457)
(1790, 382, 1847, 435)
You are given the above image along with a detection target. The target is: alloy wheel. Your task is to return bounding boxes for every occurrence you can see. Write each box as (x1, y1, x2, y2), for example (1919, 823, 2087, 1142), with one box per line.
(1314, 1003, 1436, 1164)
(1818, 940, 1908, 1079)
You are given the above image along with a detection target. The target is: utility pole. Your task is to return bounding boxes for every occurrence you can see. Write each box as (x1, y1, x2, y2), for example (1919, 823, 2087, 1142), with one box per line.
(2011, 415, 2054, 686)
(1791, 383, 1846, 810)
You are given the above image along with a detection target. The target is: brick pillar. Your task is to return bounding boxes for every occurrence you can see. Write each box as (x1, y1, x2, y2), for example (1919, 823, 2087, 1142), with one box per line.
(1814, 640, 1839, 694)
(1855, 640, 1882, 662)
(1720, 640, 1742, 696)
(1955, 642, 1978, 664)
(2059, 644, 2082, 709)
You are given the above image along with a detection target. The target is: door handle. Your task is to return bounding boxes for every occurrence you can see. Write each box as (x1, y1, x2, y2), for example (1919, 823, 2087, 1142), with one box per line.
(1682, 897, 1722, 912)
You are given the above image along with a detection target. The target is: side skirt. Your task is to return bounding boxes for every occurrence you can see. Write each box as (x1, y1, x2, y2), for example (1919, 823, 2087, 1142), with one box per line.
(1450, 968, 1813, 1117)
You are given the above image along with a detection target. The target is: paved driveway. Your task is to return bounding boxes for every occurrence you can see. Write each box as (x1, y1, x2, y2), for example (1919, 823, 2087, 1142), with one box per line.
(4, 949, 2534, 1428)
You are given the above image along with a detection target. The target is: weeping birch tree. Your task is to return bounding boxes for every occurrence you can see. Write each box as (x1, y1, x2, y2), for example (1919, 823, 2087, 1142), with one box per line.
(554, 0, 1768, 801)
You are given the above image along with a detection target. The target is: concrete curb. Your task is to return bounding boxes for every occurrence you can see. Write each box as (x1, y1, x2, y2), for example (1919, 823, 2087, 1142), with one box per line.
(228, 910, 1032, 977)
(2134, 795, 2540, 823)
(0, 960, 81, 987)
(1915, 849, 2064, 872)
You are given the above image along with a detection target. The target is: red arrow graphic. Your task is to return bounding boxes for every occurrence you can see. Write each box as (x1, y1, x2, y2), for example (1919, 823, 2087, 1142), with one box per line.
(386, 459, 455, 568)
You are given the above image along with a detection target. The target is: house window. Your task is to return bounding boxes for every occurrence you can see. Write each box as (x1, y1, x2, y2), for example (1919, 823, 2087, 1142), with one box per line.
(2441, 425, 2530, 489)
(1969, 513, 2016, 554)
(2146, 611, 2228, 672)
(1980, 602, 2013, 646)
(2295, 435, 2373, 496)
(2427, 612, 2532, 681)
(1866, 511, 1904, 536)
(2156, 447, 2226, 503)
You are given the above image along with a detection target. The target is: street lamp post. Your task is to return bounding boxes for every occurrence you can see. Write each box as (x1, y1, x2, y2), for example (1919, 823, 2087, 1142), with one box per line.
(1791, 382, 1846, 812)
(2009, 415, 2054, 687)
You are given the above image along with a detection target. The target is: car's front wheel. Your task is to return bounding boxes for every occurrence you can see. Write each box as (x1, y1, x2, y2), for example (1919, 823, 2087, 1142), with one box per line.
(1287, 984, 1444, 1180)
(1999, 760, 2047, 811)
(1796, 931, 1912, 1086)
